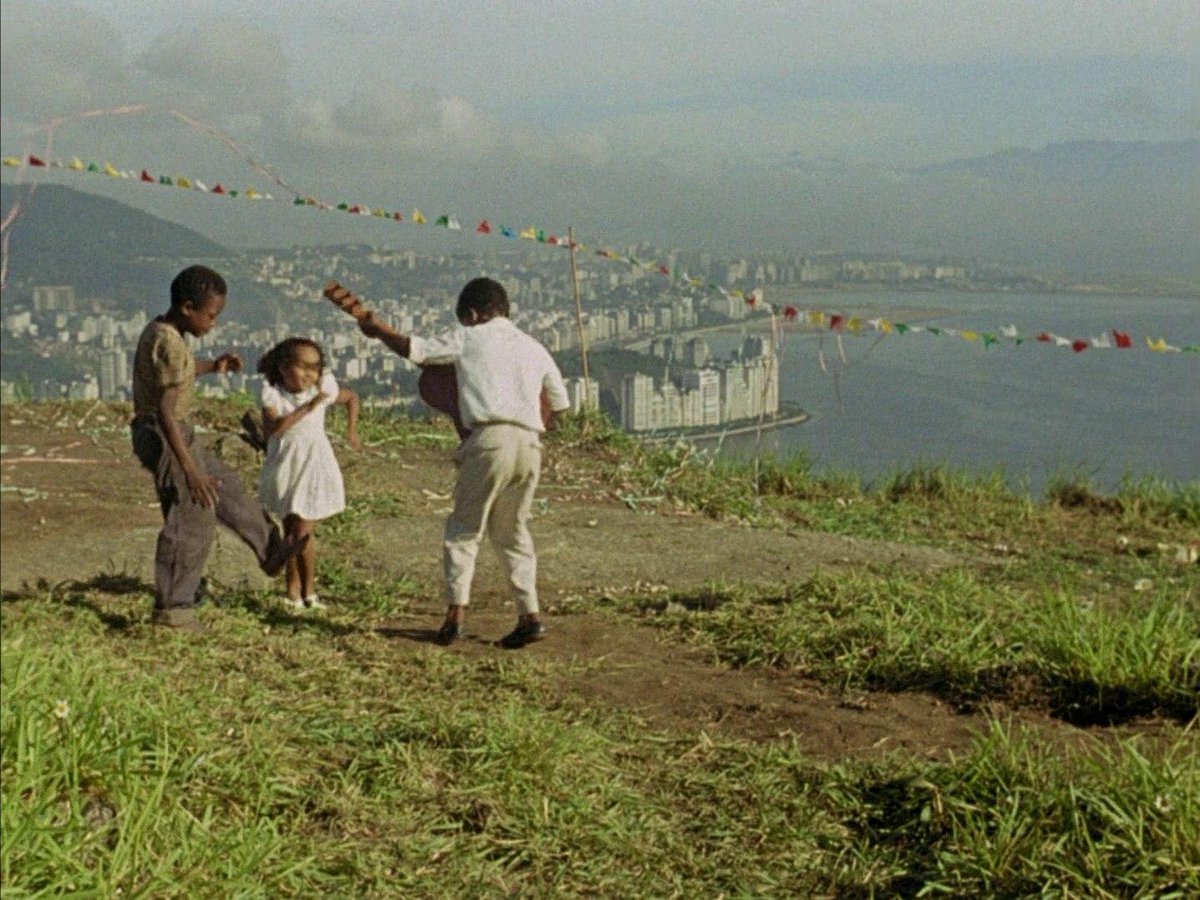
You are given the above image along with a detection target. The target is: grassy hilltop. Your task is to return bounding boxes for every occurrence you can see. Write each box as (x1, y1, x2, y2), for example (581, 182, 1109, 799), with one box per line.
(2, 398, 1197, 896)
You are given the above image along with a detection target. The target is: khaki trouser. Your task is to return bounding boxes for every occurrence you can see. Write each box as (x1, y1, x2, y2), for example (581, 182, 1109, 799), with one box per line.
(131, 419, 281, 610)
(443, 423, 542, 615)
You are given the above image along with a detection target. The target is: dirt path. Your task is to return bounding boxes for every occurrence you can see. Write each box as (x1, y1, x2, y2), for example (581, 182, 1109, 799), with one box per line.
(2, 409, 1086, 761)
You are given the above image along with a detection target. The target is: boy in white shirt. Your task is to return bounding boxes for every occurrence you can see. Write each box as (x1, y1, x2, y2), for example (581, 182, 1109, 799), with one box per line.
(358, 277, 570, 648)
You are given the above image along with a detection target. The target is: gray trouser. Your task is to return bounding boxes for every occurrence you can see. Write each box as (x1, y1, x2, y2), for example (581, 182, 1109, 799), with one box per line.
(443, 423, 542, 615)
(131, 419, 280, 610)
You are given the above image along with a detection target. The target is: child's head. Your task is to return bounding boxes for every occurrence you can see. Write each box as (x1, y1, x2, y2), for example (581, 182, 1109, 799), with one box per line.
(169, 265, 228, 338)
(258, 337, 326, 393)
(456, 277, 509, 324)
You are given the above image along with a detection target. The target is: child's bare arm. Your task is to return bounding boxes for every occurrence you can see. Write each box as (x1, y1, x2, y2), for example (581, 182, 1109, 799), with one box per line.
(196, 353, 244, 377)
(336, 387, 362, 450)
(158, 386, 219, 508)
(262, 395, 323, 439)
(358, 313, 412, 358)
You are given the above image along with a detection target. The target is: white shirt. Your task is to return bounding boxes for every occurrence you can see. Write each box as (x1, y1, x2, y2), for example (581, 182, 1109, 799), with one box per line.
(409, 318, 570, 433)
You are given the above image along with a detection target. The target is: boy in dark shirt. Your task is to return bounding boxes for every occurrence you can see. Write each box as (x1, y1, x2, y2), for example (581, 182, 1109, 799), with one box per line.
(130, 265, 305, 630)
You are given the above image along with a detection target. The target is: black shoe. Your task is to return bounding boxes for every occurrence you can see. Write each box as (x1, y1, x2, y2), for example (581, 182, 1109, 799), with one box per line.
(499, 619, 546, 649)
(436, 620, 465, 646)
(262, 533, 309, 577)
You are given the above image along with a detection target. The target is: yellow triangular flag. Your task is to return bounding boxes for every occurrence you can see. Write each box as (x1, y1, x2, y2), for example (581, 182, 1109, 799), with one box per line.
(103, 162, 121, 177)
(413, 209, 427, 224)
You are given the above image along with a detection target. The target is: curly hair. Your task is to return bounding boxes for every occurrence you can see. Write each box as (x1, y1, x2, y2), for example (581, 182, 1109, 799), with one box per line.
(257, 337, 326, 387)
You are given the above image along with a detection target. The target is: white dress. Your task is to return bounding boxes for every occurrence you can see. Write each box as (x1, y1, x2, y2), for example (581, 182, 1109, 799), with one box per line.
(259, 372, 346, 521)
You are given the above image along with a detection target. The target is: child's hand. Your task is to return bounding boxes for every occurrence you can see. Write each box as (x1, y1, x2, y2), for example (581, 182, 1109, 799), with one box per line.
(213, 353, 243, 374)
(347, 430, 363, 452)
(358, 312, 385, 338)
(183, 466, 221, 509)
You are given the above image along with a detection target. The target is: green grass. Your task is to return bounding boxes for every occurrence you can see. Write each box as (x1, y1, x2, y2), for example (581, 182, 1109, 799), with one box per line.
(550, 413, 1197, 550)
(3, 585, 1197, 897)
(614, 570, 1199, 724)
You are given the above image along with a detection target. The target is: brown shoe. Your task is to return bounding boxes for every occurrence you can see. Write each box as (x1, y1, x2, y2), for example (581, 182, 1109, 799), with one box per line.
(151, 606, 203, 632)
(262, 533, 310, 577)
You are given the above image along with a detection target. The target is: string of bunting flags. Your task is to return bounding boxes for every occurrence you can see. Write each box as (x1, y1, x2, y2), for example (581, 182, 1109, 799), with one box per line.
(2, 151, 1195, 355)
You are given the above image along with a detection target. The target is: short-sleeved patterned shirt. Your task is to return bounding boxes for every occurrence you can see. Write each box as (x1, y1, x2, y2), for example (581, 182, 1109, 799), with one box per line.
(132, 319, 195, 424)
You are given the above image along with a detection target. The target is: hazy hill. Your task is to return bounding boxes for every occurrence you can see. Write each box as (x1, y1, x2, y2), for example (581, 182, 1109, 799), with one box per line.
(0, 183, 232, 302)
(909, 140, 1199, 183)
(777, 139, 1198, 278)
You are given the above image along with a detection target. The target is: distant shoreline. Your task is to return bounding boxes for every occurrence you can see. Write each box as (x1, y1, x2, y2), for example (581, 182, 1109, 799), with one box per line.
(638, 405, 810, 444)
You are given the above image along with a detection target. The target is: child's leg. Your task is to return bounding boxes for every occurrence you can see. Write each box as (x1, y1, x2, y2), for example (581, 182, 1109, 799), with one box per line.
(442, 428, 515, 609)
(195, 443, 286, 569)
(285, 554, 302, 602)
(283, 514, 317, 599)
(132, 422, 217, 610)
(487, 432, 542, 619)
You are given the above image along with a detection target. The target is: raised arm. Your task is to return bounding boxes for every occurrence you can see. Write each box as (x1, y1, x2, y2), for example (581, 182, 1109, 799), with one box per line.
(358, 312, 412, 358)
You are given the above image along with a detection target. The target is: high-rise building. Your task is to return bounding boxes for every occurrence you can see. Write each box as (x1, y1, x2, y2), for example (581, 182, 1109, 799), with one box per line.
(680, 369, 721, 426)
(564, 377, 599, 412)
(97, 349, 128, 399)
(32, 285, 76, 312)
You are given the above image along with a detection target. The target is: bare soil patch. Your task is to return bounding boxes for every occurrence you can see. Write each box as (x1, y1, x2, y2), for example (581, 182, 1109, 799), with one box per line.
(0, 409, 1144, 761)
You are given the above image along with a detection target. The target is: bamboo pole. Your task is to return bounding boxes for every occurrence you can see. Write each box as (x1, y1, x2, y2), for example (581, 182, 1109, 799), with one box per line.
(568, 226, 592, 411)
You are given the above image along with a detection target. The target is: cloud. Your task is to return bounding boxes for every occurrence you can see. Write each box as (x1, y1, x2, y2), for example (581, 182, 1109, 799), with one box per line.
(284, 82, 613, 173)
(133, 20, 294, 131)
(0, 1, 131, 121)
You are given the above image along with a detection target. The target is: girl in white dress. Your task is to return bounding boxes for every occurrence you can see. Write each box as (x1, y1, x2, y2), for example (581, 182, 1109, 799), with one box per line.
(257, 337, 360, 610)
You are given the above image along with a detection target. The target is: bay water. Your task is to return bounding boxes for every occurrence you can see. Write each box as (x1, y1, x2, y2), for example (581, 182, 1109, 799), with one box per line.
(703, 291, 1199, 493)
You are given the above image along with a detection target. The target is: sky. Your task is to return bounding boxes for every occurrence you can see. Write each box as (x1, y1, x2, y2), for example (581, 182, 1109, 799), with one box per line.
(1, 0, 1196, 257)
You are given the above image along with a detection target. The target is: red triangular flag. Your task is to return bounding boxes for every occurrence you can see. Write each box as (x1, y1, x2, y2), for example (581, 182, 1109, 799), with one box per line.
(28, 155, 47, 167)
(211, 183, 226, 194)
(784, 306, 799, 321)
(140, 169, 154, 182)
(830, 314, 844, 330)
(476, 220, 491, 234)
(659, 265, 670, 275)
(1071, 340, 1089, 353)
(393, 212, 403, 221)
(1112, 329, 1132, 348)
(1036, 332, 1053, 343)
